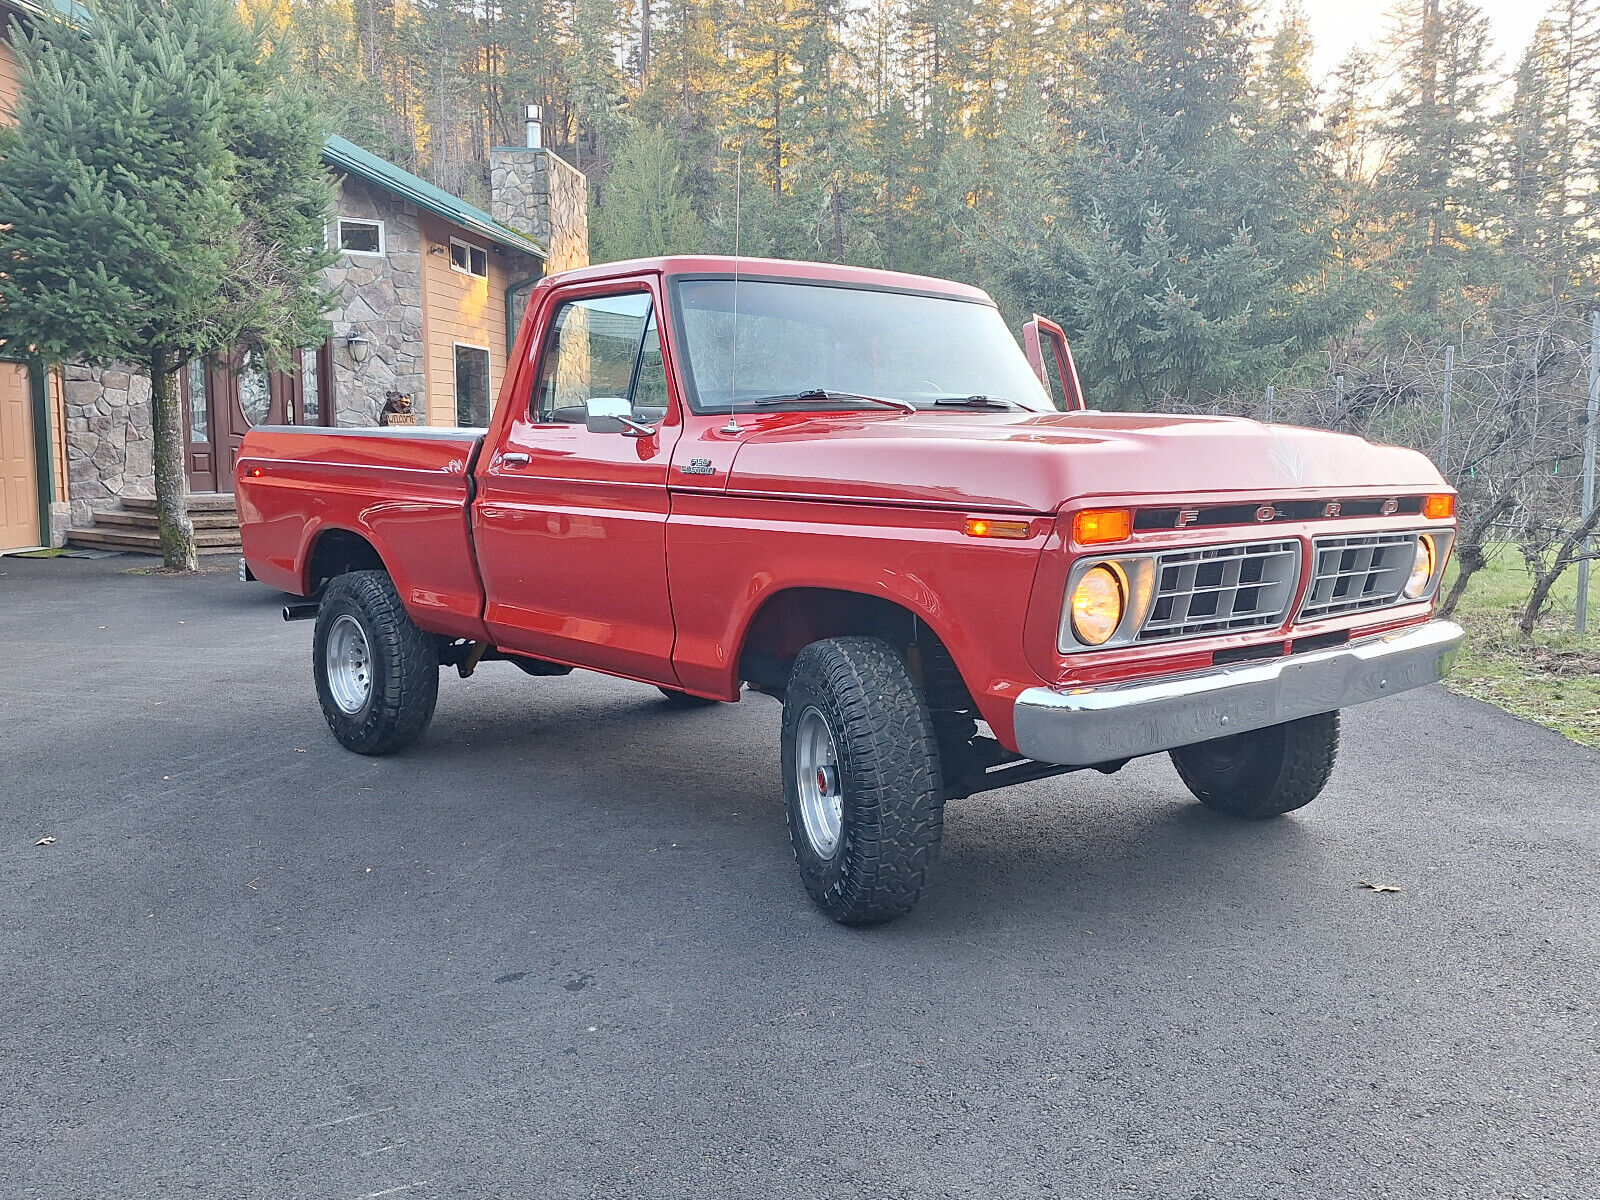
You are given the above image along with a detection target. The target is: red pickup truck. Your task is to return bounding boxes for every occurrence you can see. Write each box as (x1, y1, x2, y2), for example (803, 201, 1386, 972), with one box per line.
(239, 255, 1463, 924)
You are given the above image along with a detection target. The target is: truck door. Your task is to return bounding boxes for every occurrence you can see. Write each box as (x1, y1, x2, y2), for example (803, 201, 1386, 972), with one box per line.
(473, 281, 684, 685)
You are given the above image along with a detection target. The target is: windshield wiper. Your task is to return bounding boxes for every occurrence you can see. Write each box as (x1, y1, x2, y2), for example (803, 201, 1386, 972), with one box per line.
(750, 389, 917, 414)
(932, 394, 1017, 409)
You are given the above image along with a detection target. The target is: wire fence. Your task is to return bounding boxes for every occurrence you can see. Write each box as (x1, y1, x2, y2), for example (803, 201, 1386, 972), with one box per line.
(1159, 307, 1600, 638)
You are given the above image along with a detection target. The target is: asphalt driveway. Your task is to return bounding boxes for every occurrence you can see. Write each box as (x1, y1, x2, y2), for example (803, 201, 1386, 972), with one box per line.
(1, 554, 1596, 1199)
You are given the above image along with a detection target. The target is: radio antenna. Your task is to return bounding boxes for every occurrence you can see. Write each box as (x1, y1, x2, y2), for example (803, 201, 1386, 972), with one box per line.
(723, 146, 744, 435)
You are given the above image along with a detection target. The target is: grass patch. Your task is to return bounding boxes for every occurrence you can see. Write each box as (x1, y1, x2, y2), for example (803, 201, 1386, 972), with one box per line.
(1444, 545, 1600, 748)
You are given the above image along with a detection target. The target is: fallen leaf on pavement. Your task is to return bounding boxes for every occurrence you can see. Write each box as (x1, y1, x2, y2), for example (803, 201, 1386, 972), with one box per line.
(1357, 881, 1402, 893)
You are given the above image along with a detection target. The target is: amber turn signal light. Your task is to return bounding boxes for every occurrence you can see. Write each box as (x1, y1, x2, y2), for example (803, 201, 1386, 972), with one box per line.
(1423, 493, 1455, 520)
(964, 517, 1032, 540)
(1073, 508, 1133, 545)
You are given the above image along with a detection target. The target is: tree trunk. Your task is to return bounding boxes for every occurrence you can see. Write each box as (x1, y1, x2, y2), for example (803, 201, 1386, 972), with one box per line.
(640, 0, 651, 88)
(1518, 504, 1600, 634)
(1437, 491, 1515, 619)
(149, 350, 198, 572)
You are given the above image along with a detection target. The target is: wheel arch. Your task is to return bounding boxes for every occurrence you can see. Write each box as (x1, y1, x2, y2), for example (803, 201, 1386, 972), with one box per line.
(733, 585, 974, 713)
(303, 525, 387, 594)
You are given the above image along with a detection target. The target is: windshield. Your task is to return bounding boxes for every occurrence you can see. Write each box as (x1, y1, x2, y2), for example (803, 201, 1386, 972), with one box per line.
(671, 278, 1057, 413)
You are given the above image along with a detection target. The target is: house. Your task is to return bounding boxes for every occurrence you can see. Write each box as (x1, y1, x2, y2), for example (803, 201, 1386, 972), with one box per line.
(0, 2, 588, 554)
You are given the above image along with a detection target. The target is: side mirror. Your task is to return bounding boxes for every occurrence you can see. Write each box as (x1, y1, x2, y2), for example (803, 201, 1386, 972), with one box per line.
(584, 396, 656, 437)
(1022, 315, 1087, 412)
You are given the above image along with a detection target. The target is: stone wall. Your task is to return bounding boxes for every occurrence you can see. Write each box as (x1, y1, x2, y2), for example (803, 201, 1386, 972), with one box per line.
(326, 177, 428, 426)
(490, 146, 590, 273)
(62, 363, 152, 526)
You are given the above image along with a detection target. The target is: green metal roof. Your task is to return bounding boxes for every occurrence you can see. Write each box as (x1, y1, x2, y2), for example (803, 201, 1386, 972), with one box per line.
(322, 135, 546, 260)
(4, 1, 94, 27)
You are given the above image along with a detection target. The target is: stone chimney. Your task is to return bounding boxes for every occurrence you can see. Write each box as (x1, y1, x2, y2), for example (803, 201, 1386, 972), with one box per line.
(490, 111, 589, 274)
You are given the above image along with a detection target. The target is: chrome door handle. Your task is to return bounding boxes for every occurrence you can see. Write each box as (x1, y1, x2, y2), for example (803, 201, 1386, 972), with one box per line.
(501, 452, 530, 467)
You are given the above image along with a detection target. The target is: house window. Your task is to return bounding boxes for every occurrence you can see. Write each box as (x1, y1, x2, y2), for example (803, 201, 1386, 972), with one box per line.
(336, 218, 385, 256)
(455, 344, 491, 426)
(450, 237, 488, 278)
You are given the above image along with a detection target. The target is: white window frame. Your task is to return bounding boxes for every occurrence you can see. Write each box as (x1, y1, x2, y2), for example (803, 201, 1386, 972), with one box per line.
(449, 236, 489, 279)
(334, 217, 386, 257)
(453, 341, 493, 427)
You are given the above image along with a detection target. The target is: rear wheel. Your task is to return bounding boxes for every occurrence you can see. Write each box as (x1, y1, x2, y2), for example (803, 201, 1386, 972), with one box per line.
(1169, 711, 1340, 819)
(313, 570, 439, 755)
(781, 637, 945, 925)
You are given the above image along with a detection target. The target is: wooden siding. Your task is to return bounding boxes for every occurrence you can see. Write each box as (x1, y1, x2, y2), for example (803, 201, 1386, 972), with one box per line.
(50, 367, 66, 502)
(418, 214, 512, 426)
(0, 36, 21, 122)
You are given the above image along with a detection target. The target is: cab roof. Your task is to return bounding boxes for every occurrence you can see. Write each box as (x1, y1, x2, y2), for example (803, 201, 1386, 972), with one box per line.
(547, 255, 996, 304)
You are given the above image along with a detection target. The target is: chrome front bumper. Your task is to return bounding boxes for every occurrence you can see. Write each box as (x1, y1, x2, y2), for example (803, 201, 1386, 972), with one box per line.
(1012, 619, 1465, 767)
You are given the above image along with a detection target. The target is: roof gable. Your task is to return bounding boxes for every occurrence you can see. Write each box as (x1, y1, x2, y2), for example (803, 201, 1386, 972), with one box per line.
(322, 135, 544, 260)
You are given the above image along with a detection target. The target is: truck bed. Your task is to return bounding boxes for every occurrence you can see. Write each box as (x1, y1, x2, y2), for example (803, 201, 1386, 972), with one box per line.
(236, 426, 490, 641)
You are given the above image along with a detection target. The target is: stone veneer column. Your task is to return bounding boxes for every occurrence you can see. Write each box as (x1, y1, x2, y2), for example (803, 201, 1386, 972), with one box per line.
(489, 147, 590, 273)
(323, 178, 429, 426)
(62, 362, 154, 525)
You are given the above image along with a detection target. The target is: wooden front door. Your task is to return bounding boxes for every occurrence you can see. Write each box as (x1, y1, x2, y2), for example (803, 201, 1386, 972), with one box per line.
(185, 344, 335, 492)
(1, 361, 41, 551)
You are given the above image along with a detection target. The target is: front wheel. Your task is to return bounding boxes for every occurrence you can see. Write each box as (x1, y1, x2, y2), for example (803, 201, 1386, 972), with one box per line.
(1169, 711, 1340, 819)
(781, 637, 945, 925)
(313, 570, 439, 755)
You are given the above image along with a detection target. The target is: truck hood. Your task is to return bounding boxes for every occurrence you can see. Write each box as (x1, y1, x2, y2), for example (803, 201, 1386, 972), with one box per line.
(723, 410, 1446, 512)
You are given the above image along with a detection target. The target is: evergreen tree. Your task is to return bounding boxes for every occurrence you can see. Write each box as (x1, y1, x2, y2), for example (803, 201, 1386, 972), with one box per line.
(1001, 0, 1353, 406)
(591, 123, 709, 259)
(1376, 0, 1502, 339)
(0, 0, 335, 570)
(1501, 1, 1600, 301)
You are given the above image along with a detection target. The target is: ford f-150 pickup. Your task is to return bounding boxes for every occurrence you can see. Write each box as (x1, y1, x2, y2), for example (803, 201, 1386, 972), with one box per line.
(238, 255, 1464, 925)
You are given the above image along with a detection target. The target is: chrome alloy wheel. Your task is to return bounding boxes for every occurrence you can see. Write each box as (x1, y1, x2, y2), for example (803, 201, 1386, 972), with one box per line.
(325, 613, 373, 716)
(795, 706, 844, 859)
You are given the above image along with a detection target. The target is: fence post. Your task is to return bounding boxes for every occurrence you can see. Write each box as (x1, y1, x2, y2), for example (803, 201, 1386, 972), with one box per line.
(1265, 384, 1274, 421)
(1438, 345, 1455, 469)
(1578, 313, 1599, 635)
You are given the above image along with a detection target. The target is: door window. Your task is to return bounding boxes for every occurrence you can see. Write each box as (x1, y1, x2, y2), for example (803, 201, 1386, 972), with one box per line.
(456, 345, 492, 426)
(236, 352, 271, 425)
(531, 292, 655, 423)
(301, 347, 322, 425)
(632, 314, 669, 420)
(186, 359, 208, 442)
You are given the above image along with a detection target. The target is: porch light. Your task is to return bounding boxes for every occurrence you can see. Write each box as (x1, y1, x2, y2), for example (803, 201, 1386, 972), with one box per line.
(345, 335, 371, 364)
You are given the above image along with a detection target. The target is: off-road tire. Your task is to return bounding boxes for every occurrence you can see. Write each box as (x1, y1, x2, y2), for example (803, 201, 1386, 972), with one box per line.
(658, 686, 721, 709)
(313, 570, 439, 755)
(781, 636, 945, 925)
(1169, 711, 1340, 819)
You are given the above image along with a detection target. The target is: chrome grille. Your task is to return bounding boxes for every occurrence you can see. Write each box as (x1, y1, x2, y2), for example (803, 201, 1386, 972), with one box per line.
(1299, 533, 1417, 620)
(1138, 540, 1300, 641)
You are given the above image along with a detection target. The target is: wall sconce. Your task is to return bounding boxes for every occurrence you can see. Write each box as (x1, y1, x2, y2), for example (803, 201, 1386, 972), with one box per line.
(345, 335, 370, 364)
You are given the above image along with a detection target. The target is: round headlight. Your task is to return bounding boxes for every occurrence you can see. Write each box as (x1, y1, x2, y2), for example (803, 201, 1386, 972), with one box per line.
(1070, 564, 1126, 645)
(1404, 535, 1436, 599)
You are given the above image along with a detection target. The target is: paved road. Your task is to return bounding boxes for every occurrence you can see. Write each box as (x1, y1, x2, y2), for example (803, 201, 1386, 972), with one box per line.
(1, 555, 1596, 1199)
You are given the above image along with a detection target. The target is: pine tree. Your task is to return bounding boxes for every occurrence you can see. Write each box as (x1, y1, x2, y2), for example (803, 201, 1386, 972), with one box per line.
(0, 0, 335, 570)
